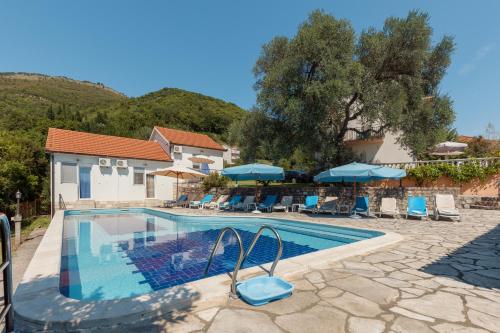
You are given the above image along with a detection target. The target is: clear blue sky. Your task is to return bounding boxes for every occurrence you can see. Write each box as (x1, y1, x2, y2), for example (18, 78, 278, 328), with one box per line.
(1, 0, 499, 136)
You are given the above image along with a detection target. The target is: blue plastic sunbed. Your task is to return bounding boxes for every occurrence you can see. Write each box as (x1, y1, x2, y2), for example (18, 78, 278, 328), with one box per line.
(406, 196, 428, 219)
(189, 194, 213, 209)
(257, 195, 278, 212)
(220, 195, 242, 210)
(298, 195, 319, 213)
(353, 196, 370, 216)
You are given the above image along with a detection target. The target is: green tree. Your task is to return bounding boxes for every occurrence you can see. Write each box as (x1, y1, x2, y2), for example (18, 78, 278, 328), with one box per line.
(465, 136, 499, 158)
(201, 172, 229, 193)
(0, 130, 46, 215)
(238, 10, 455, 167)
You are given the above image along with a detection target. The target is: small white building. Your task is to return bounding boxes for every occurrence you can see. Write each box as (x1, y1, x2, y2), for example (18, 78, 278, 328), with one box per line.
(46, 126, 226, 214)
(222, 144, 240, 165)
(46, 128, 174, 213)
(149, 126, 225, 173)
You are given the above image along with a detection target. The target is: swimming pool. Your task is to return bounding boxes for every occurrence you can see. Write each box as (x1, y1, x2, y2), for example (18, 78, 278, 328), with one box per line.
(60, 208, 383, 301)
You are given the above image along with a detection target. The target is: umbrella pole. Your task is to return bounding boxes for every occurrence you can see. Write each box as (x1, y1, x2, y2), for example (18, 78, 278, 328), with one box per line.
(351, 176, 361, 219)
(176, 173, 179, 200)
(252, 177, 261, 214)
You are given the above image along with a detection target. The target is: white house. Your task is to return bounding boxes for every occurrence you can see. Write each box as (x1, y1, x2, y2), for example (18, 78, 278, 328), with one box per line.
(344, 118, 414, 164)
(46, 128, 175, 214)
(149, 126, 225, 173)
(222, 144, 241, 165)
(46, 127, 226, 214)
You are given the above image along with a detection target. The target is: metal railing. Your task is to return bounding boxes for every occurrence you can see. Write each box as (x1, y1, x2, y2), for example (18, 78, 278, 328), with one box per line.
(0, 214, 14, 332)
(344, 127, 385, 142)
(204, 227, 244, 296)
(375, 157, 500, 169)
(240, 225, 283, 277)
(204, 225, 283, 296)
(58, 193, 67, 210)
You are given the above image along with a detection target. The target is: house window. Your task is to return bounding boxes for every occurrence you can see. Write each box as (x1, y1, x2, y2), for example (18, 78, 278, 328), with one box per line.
(134, 167, 145, 185)
(146, 174, 155, 198)
(61, 163, 77, 183)
(192, 163, 200, 170)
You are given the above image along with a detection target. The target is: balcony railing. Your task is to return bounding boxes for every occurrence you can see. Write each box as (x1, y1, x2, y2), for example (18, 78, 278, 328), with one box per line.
(375, 157, 500, 169)
(344, 128, 385, 142)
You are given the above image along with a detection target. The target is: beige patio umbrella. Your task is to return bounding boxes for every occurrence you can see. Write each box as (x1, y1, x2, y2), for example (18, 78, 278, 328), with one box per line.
(431, 141, 468, 157)
(188, 155, 215, 164)
(150, 165, 207, 200)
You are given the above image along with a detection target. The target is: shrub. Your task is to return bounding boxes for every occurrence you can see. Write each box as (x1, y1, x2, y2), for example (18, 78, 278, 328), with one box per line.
(406, 161, 500, 186)
(201, 172, 229, 193)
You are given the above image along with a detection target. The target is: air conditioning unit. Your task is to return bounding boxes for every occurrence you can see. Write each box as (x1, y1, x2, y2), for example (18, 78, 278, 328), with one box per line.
(173, 145, 183, 153)
(98, 158, 111, 167)
(116, 159, 128, 168)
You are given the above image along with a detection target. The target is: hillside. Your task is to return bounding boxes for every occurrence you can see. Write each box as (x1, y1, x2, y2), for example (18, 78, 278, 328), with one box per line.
(0, 73, 125, 106)
(0, 72, 245, 138)
(0, 73, 127, 132)
(94, 88, 246, 140)
(0, 73, 246, 215)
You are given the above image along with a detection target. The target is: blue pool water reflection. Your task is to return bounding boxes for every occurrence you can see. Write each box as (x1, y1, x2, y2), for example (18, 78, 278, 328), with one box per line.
(60, 209, 383, 300)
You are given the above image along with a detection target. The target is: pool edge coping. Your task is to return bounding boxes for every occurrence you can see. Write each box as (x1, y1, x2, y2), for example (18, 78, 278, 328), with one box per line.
(13, 208, 404, 330)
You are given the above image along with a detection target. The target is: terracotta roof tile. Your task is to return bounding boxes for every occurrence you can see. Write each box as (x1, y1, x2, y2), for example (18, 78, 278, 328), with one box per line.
(45, 128, 172, 162)
(154, 126, 225, 151)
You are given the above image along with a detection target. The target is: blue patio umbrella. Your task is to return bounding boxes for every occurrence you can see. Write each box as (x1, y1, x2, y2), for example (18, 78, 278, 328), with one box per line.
(314, 162, 406, 183)
(314, 162, 406, 218)
(222, 163, 285, 181)
(222, 164, 284, 213)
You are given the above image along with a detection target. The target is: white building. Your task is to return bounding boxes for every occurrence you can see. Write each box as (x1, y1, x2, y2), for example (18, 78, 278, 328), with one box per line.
(222, 144, 240, 165)
(149, 126, 225, 173)
(344, 119, 414, 164)
(46, 127, 226, 214)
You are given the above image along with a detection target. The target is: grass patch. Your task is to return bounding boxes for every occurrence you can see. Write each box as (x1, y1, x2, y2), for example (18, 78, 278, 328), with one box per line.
(21, 215, 50, 238)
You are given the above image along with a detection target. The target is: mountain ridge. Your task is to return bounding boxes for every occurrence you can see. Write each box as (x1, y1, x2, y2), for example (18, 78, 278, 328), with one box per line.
(0, 72, 246, 141)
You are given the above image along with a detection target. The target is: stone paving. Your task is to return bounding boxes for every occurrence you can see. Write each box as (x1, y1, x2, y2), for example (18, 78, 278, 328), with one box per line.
(127, 208, 500, 333)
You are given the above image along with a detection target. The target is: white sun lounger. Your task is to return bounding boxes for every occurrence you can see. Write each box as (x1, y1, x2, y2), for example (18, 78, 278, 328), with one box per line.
(378, 198, 400, 218)
(273, 196, 293, 212)
(317, 196, 338, 215)
(434, 194, 461, 221)
(207, 194, 229, 209)
(233, 196, 255, 211)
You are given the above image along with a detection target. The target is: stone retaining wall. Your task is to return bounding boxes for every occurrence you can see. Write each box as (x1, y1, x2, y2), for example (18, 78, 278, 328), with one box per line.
(459, 196, 500, 210)
(179, 185, 467, 212)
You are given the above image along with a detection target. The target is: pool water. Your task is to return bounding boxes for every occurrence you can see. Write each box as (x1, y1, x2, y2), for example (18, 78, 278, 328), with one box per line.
(60, 209, 383, 300)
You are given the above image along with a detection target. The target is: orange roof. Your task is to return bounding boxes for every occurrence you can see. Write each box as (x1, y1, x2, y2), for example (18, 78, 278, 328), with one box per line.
(457, 135, 474, 143)
(45, 128, 172, 162)
(154, 126, 225, 151)
(457, 135, 498, 144)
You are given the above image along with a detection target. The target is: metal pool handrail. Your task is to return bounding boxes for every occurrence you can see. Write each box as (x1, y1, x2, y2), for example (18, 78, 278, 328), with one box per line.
(240, 225, 283, 277)
(204, 227, 244, 295)
(0, 214, 14, 332)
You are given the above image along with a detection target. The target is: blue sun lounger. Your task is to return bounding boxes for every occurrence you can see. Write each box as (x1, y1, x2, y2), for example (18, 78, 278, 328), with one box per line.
(298, 195, 319, 213)
(164, 194, 188, 208)
(257, 195, 278, 212)
(353, 196, 370, 216)
(189, 194, 213, 209)
(406, 196, 428, 219)
(220, 195, 242, 210)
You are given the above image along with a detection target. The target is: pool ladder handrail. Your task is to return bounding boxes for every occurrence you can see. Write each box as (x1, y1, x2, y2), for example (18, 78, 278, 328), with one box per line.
(240, 225, 283, 277)
(204, 225, 283, 296)
(204, 227, 244, 295)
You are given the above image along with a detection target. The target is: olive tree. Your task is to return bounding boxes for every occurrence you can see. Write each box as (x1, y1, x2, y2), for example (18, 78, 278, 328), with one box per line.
(235, 10, 455, 166)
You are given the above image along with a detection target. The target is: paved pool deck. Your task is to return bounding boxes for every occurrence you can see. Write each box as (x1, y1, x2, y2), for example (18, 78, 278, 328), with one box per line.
(13, 208, 499, 332)
(127, 208, 500, 333)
